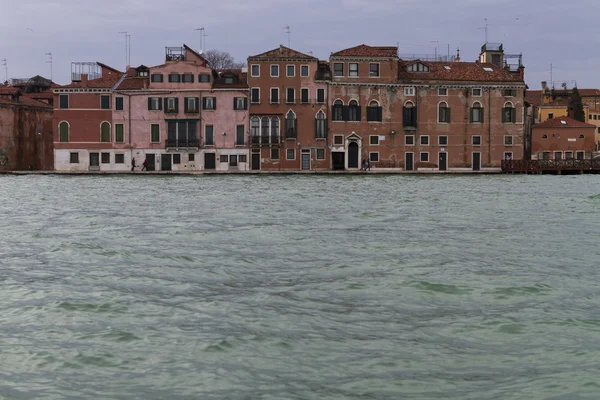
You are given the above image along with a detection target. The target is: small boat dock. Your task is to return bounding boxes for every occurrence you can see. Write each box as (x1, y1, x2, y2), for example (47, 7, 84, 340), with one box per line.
(502, 159, 600, 174)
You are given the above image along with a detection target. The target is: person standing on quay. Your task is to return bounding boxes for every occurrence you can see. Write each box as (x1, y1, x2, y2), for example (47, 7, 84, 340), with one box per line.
(142, 159, 148, 171)
(131, 158, 136, 172)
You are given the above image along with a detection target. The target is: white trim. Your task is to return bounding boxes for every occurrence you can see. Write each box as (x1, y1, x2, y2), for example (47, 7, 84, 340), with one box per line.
(270, 87, 280, 104)
(369, 62, 381, 78)
(438, 151, 447, 171)
(300, 64, 310, 77)
(368, 99, 381, 107)
(300, 87, 310, 103)
(405, 152, 414, 170)
(420, 135, 430, 146)
(404, 87, 415, 96)
(438, 101, 449, 124)
(315, 148, 326, 160)
(504, 135, 514, 146)
(504, 101, 514, 108)
(472, 101, 483, 107)
(504, 151, 514, 160)
(316, 88, 326, 104)
(333, 98, 344, 105)
(369, 151, 379, 162)
(100, 121, 111, 142)
(405, 135, 415, 146)
(348, 62, 359, 78)
(472, 88, 482, 97)
(404, 100, 415, 107)
(286, 148, 296, 160)
(285, 87, 296, 104)
(333, 135, 344, 145)
(270, 64, 279, 78)
(420, 151, 429, 162)
(438, 87, 448, 96)
(251, 87, 260, 104)
(315, 109, 326, 118)
(369, 135, 380, 145)
(349, 98, 360, 106)
(286, 64, 295, 77)
(251, 64, 260, 77)
(333, 62, 344, 77)
(57, 120, 70, 142)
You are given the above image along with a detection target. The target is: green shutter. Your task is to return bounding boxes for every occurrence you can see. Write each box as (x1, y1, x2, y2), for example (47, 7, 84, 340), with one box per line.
(446, 108, 451, 123)
(158, 98, 162, 110)
(59, 122, 69, 142)
(148, 97, 152, 110)
(377, 107, 383, 122)
(244, 98, 248, 110)
(233, 97, 237, 110)
(480, 109, 484, 124)
(202, 97, 206, 110)
(213, 97, 217, 110)
(470, 108, 474, 123)
(502, 108, 507, 123)
(175, 98, 179, 113)
(511, 108, 517, 123)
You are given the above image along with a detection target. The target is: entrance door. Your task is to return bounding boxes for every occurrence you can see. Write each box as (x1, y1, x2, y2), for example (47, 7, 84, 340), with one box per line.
(161, 154, 172, 171)
(332, 152, 345, 170)
(472, 152, 481, 171)
(405, 152, 414, 171)
(251, 153, 260, 170)
(204, 153, 216, 170)
(301, 151, 310, 170)
(145, 154, 155, 171)
(229, 155, 238, 170)
(438, 152, 447, 171)
(348, 142, 359, 169)
(89, 152, 100, 170)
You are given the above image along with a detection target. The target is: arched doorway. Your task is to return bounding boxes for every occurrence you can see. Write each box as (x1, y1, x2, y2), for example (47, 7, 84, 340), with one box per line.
(348, 142, 359, 169)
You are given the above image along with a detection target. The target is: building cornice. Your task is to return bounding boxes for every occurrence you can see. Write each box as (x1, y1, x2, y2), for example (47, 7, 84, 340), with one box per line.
(321, 81, 526, 89)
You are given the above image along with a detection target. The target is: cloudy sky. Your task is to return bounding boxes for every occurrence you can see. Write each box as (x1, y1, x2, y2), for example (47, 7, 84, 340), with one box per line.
(1, 0, 597, 89)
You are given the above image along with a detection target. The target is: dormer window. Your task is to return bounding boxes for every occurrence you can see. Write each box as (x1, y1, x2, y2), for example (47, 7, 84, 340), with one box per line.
(225, 76, 234, 84)
(138, 71, 148, 77)
(408, 62, 429, 72)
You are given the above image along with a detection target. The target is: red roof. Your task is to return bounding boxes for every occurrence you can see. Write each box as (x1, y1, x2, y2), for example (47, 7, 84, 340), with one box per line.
(249, 45, 316, 60)
(213, 70, 248, 89)
(532, 116, 595, 128)
(0, 95, 51, 108)
(60, 75, 122, 89)
(399, 61, 523, 83)
(0, 86, 21, 95)
(332, 44, 398, 58)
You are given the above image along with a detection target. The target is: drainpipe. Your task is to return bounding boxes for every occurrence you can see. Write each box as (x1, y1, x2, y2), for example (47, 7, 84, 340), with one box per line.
(488, 88, 492, 166)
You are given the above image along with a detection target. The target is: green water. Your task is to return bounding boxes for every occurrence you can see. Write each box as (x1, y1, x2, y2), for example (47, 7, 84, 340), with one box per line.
(1, 175, 600, 399)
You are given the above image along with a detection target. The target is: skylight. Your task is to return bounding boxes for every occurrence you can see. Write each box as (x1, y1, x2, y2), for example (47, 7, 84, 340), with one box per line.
(482, 67, 493, 72)
(444, 66, 451, 70)
(560, 120, 567, 125)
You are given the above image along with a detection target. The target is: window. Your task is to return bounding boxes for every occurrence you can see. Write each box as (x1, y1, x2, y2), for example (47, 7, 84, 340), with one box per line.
(472, 88, 482, 97)
(420, 135, 429, 145)
(317, 88, 325, 103)
(595, 115, 598, 120)
(271, 116, 280, 139)
(286, 88, 295, 103)
(220, 155, 229, 163)
(261, 116, 270, 138)
(101, 152, 110, 164)
(115, 124, 124, 143)
(115, 97, 124, 111)
(420, 152, 429, 162)
(407, 62, 429, 72)
(270, 148, 279, 160)
(404, 87, 415, 96)
(439, 136, 448, 146)
(577, 151, 585, 160)
(315, 110, 327, 139)
(471, 102, 483, 123)
(332, 100, 344, 121)
(438, 102, 451, 123)
(270, 88, 279, 104)
(285, 110, 297, 139)
(580, 134, 585, 139)
(369, 152, 379, 162)
(542, 152, 550, 160)
(370, 135, 379, 145)
(349, 100, 360, 122)
(333, 63, 344, 77)
(349, 63, 359, 77)
(205, 125, 214, 146)
(502, 102, 516, 123)
(286, 65, 295, 77)
(182, 73, 194, 83)
(236, 125, 245, 145)
(251, 64, 260, 77)
(202, 96, 216, 110)
(369, 63, 380, 77)
(251, 88, 260, 103)
(334, 135, 344, 145)
(316, 148, 325, 160)
(100, 122, 110, 142)
(185, 97, 199, 113)
(168, 73, 181, 83)
(541, 134, 548, 139)
(59, 121, 69, 142)
(69, 152, 79, 163)
(503, 89, 516, 97)
(504, 135, 513, 145)
(173, 154, 181, 164)
(271, 65, 279, 77)
(151, 73, 163, 83)
(165, 97, 178, 113)
(405, 135, 414, 145)
(234, 97, 248, 110)
(59, 94, 69, 109)
(286, 148, 296, 160)
(115, 154, 124, 163)
(565, 151, 573, 160)
(189, 153, 195, 162)
(199, 74, 210, 83)
(472, 136, 481, 146)
(301, 88, 309, 104)
(250, 117, 259, 138)
(301, 65, 309, 77)
(239, 155, 247, 163)
(548, 113, 554, 119)
(100, 95, 110, 109)
(225, 77, 233, 84)
(366, 100, 382, 122)
(438, 88, 448, 96)
(553, 152, 562, 160)
(148, 97, 161, 110)
(504, 152, 513, 160)
(166, 120, 197, 147)
(403, 101, 417, 127)
(151, 124, 160, 143)
(138, 70, 148, 77)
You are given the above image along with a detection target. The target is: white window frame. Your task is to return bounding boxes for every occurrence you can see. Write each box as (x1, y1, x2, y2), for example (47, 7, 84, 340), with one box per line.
(286, 64, 295, 77)
(300, 65, 309, 77)
(270, 64, 279, 77)
(504, 151, 514, 160)
(286, 87, 296, 104)
(369, 152, 379, 162)
(369, 62, 380, 77)
(204, 97, 215, 110)
(251, 87, 260, 104)
(420, 152, 429, 162)
(167, 97, 176, 110)
(251, 64, 260, 77)
(286, 148, 296, 160)
(316, 88, 325, 104)
(333, 62, 344, 77)
(300, 87, 309, 104)
(315, 148, 325, 160)
(369, 135, 380, 145)
(438, 101, 450, 124)
(438, 135, 448, 146)
(404, 87, 415, 96)
(420, 135, 430, 146)
(149, 97, 160, 110)
(333, 135, 344, 145)
(504, 135, 514, 146)
(472, 135, 481, 146)
(472, 88, 482, 97)
(405, 135, 414, 146)
(349, 63, 359, 77)
(472, 101, 483, 123)
(270, 87, 279, 104)
(438, 87, 448, 96)
(235, 97, 245, 110)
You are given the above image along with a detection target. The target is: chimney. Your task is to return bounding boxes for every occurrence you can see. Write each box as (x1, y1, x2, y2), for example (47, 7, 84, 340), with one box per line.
(81, 73, 89, 87)
(541, 81, 547, 92)
(279, 45, 284, 54)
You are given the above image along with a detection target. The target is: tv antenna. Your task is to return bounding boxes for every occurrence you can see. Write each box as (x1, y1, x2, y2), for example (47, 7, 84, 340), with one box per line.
(195, 27, 208, 53)
(1, 59, 7, 82)
(283, 25, 291, 47)
(478, 18, 489, 44)
(118, 31, 131, 68)
(430, 41, 439, 60)
(45, 52, 53, 81)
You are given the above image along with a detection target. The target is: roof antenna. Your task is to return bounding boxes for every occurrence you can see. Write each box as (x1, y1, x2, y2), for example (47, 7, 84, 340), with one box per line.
(478, 18, 489, 44)
(1, 59, 7, 82)
(283, 25, 291, 47)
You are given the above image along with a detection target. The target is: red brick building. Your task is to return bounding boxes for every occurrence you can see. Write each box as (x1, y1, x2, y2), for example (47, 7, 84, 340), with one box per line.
(531, 116, 596, 160)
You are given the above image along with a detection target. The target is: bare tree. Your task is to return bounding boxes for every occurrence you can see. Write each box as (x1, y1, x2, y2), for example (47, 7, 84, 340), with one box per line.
(203, 49, 246, 70)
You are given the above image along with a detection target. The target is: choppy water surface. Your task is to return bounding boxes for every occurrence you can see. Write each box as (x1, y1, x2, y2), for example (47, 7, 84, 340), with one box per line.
(1, 175, 600, 399)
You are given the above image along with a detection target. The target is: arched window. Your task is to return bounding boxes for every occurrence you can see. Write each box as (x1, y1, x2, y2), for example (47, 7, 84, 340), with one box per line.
(261, 117, 270, 138)
(315, 110, 327, 139)
(502, 102, 515, 123)
(470, 101, 483, 123)
(438, 102, 450, 123)
(59, 121, 69, 142)
(403, 101, 416, 127)
(348, 100, 360, 122)
(367, 100, 382, 122)
(285, 110, 297, 139)
(332, 99, 344, 121)
(542, 134, 548, 139)
(250, 117, 260, 136)
(271, 117, 280, 138)
(100, 122, 111, 142)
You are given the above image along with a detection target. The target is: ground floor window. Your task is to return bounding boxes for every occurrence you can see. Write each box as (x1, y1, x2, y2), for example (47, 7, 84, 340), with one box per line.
(369, 152, 379, 162)
(70, 152, 79, 163)
(405, 135, 414, 145)
(271, 148, 279, 160)
(504, 152, 513, 160)
(239, 155, 247, 163)
(220, 155, 229, 163)
(420, 152, 429, 162)
(173, 154, 181, 164)
(316, 148, 325, 160)
(565, 151, 573, 160)
(189, 153, 195, 162)
(286, 149, 296, 160)
(101, 152, 110, 164)
(115, 154, 125, 163)
(577, 151, 585, 160)
(553, 152, 561, 160)
(542, 152, 550, 160)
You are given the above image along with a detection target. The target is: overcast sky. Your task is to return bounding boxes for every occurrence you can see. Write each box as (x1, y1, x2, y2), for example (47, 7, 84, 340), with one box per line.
(1, 0, 597, 89)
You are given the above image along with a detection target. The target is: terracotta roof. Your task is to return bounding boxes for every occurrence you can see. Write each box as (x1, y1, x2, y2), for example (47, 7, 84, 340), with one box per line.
(249, 45, 316, 60)
(115, 77, 147, 90)
(97, 62, 122, 75)
(213, 70, 248, 89)
(331, 44, 398, 58)
(60, 75, 122, 89)
(525, 90, 542, 105)
(399, 61, 524, 83)
(526, 89, 595, 107)
(532, 116, 595, 128)
(0, 95, 52, 108)
(0, 86, 21, 95)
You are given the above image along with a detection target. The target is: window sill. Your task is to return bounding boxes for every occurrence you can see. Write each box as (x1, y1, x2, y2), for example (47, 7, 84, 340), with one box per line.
(270, 102, 280, 105)
(285, 102, 296, 104)
(472, 144, 481, 147)
(437, 122, 449, 125)
(369, 75, 381, 78)
(367, 121, 383, 123)
(316, 138, 327, 141)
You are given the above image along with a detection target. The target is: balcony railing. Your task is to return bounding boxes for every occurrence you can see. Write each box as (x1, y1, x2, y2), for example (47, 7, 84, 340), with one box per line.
(250, 135, 281, 146)
(165, 138, 199, 148)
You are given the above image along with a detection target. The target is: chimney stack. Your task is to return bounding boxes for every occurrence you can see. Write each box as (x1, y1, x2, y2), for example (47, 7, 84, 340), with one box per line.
(541, 81, 547, 92)
(81, 73, 89, 87)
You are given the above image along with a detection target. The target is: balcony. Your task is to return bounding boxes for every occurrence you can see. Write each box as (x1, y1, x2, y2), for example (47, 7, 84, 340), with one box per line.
(165, 138, 199, 149)
(166, 47, 186, 62)
(314, 71, 331, 81)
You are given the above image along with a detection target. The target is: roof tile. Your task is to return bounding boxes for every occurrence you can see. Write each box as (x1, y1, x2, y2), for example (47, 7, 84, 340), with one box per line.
(332, 44, 398, 58)
(249, 45, 316, 60)
(399, 60, 523, 83)
(532, 116, 595, 128)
